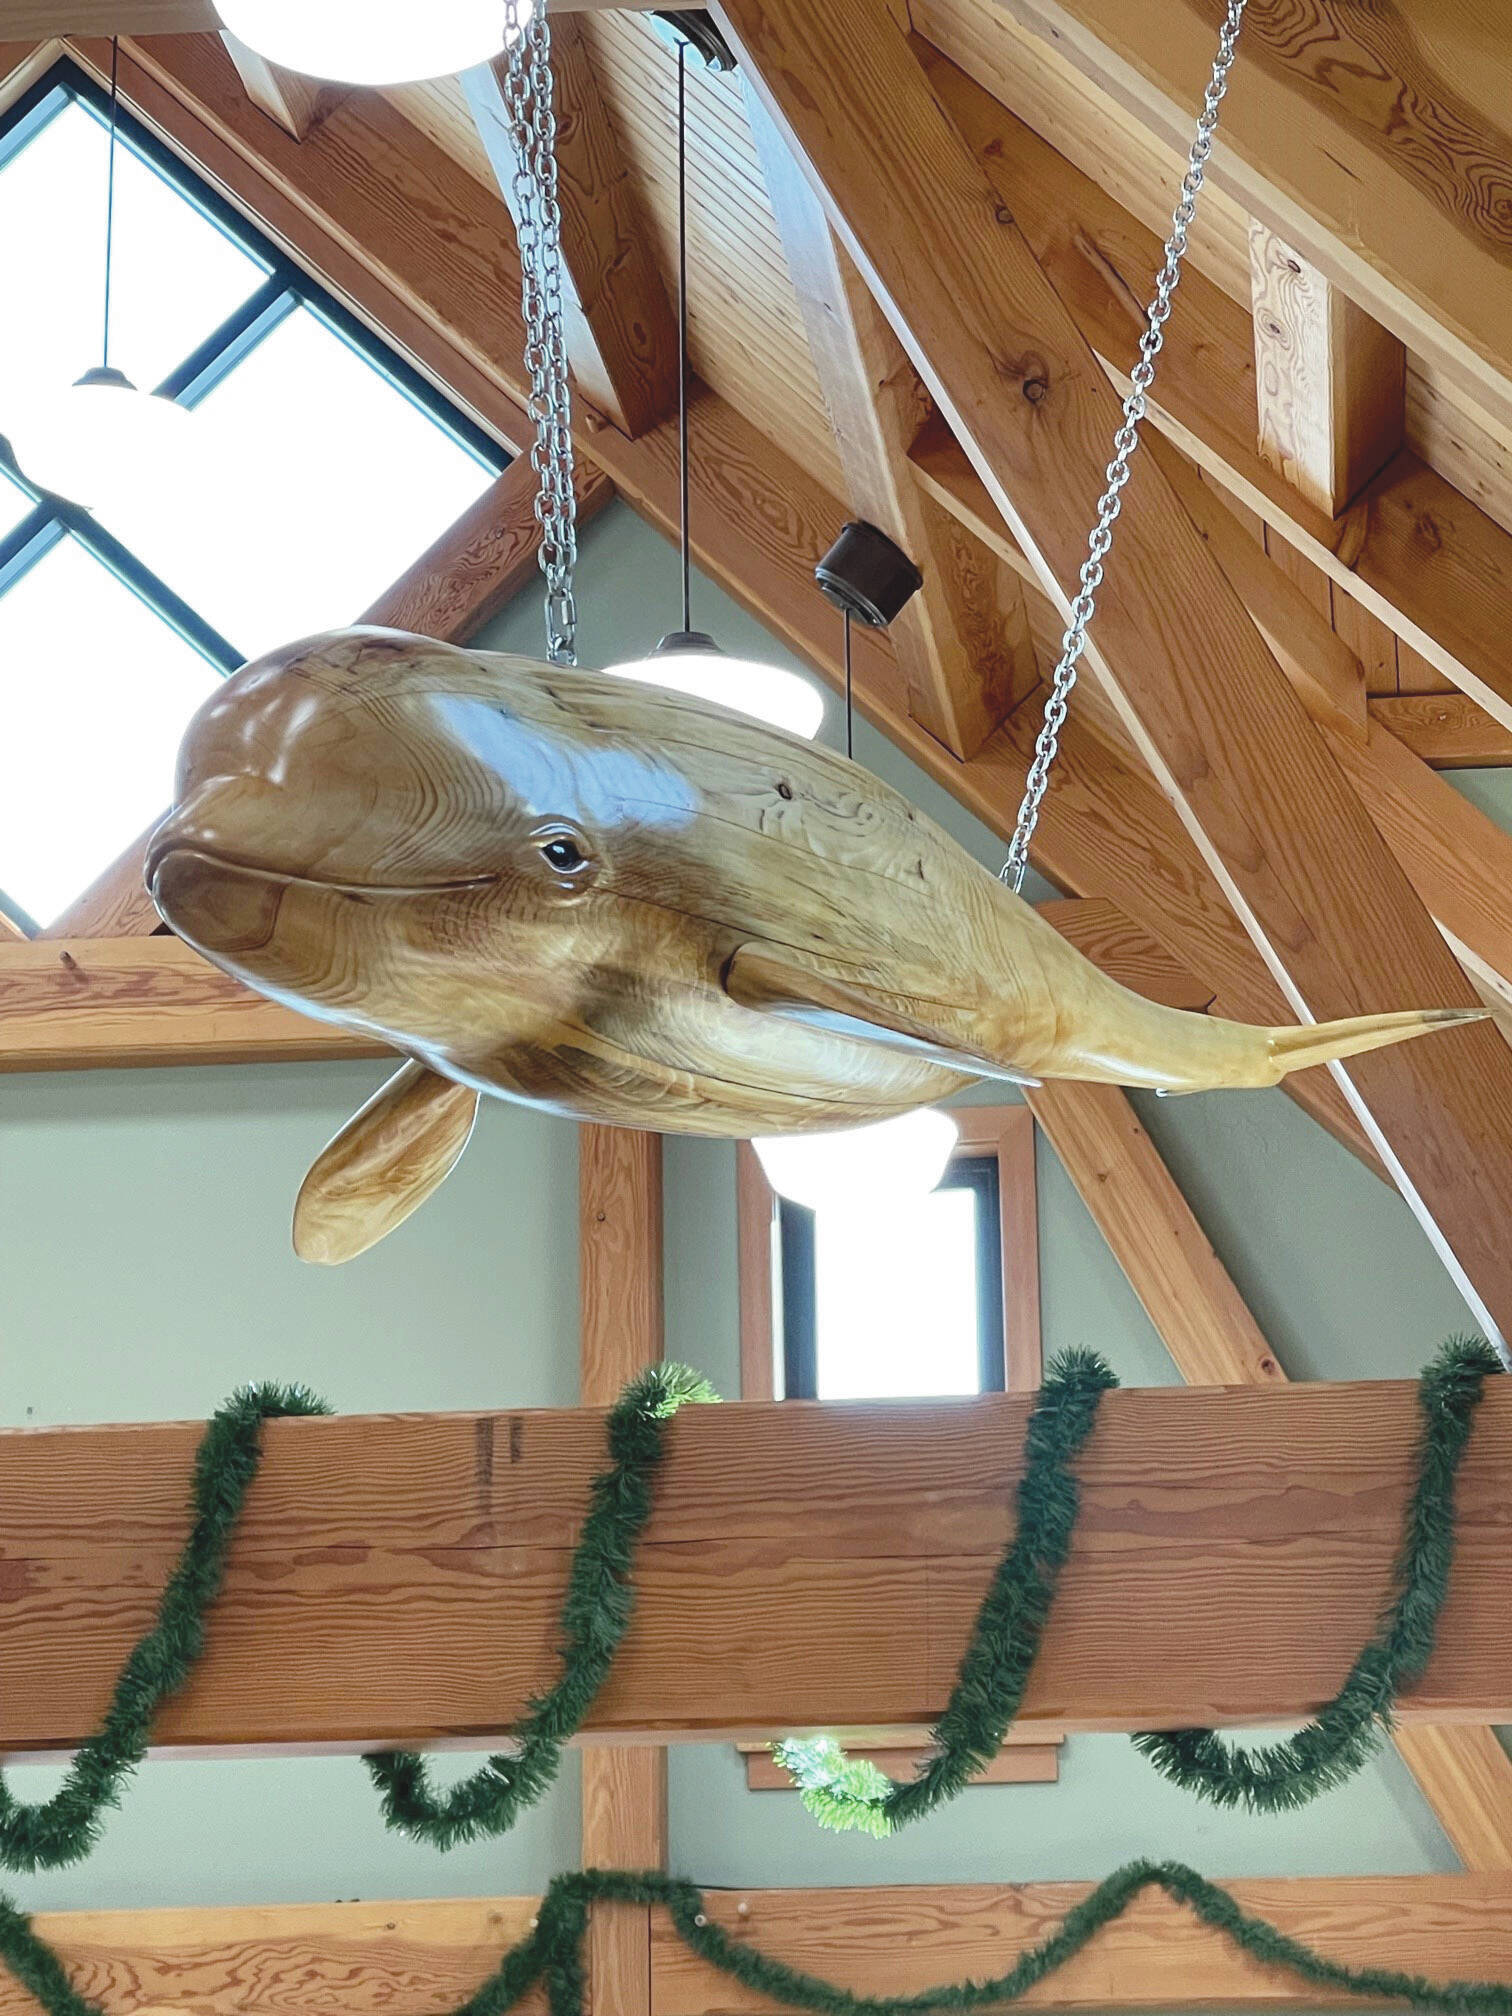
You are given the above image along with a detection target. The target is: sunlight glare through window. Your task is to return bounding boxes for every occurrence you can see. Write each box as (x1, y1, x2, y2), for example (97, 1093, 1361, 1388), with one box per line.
(0, 539, 217, 923)
(0, 100, 265, 429)
(96, 306, 494, 660)
(812, 1186, 981, 1400)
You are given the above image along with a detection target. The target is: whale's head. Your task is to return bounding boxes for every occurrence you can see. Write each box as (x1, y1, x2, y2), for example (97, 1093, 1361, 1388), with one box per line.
(147, 628, 706, 1063)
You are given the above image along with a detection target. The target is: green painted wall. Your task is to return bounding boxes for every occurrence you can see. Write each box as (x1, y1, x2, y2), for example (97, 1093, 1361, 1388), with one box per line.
(0, 499, 1488, 1920)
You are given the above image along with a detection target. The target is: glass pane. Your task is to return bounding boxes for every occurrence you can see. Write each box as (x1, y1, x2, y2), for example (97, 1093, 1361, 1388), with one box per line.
(813, 1186, 982, 1400)
(0, 538, 218, 922)
(0, 467, 31, 542)
(0, 97, 265, 429)
(96, 305, 495, 661)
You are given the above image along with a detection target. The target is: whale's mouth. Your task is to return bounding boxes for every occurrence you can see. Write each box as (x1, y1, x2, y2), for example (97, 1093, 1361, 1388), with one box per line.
(148, 842, 498, 903)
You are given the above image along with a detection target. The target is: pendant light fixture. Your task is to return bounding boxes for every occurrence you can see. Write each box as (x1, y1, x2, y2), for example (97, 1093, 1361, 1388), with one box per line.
(214, 0, 524, 87)
(8, 42, 189, 510)
(601, 37, 825, 741)
(754, 1108, 961, 1214)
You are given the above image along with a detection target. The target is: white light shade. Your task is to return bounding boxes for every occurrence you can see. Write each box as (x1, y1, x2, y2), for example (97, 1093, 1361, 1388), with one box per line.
(7, 372, 190, 512)
(602, 630, 826, 739)
(216, 0, 526, 85)
(754, 1109, 961, 1214)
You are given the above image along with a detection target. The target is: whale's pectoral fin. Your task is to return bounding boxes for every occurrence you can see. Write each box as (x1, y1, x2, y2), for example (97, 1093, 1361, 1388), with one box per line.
(294, 1060, 481, 1265)
(724, 942, 1040, 1086)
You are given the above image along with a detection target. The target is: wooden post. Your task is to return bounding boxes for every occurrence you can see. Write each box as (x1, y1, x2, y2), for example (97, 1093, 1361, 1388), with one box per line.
(579, 1127, 666, 2016)
(1249, 225, 1406, 518)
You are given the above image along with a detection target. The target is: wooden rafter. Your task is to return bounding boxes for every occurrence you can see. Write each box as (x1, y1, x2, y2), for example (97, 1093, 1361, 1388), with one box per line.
(218, 32, 337, 141)
(1248, 223, 1405, 519)
(1371, 694, 1512, 770)
(7, 1875, 1512, 2016)
(930, 0, 1512, 434)
(914, 42, 1512, 730)
(744, 80, 1035, 760)
(462, 15, 679, 438)
(580, 1128, 666, 2016)
(919, 424, 1512, 1042)
(4, 1381, 1510, 1751)
(715, 0, 1512, 1351)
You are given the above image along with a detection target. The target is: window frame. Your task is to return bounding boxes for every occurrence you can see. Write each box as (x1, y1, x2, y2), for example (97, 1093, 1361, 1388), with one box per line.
(736, 1105, 1042, 1402)
(0, 56, 504, 933)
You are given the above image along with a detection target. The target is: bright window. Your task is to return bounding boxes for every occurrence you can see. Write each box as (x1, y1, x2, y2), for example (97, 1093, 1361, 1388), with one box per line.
(0, 63, 501, 930)
(780, 1156, 1008, 1401)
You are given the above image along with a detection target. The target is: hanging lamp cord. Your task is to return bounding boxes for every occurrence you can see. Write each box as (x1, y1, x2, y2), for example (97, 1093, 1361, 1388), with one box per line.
(101, 36, 119, 372)
(676, 40, 693, 633)
(843, 606, 854, 759)
(1000, 0, 1248, 891)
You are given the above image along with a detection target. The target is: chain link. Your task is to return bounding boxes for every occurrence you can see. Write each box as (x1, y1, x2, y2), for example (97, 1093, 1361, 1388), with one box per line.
(1001, 0, 1248, 890)
(502, 0, 579, 665)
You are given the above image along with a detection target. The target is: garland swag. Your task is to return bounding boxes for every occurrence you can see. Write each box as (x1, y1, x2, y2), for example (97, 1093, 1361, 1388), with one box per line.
(4, 1862, 1512, 2016)
(0, 1340, 1495, 1871)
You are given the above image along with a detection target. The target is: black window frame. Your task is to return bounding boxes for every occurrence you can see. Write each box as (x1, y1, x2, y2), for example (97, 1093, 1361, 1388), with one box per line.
(780, 1151, 1008, 1402)
(0, 57, 505, 933)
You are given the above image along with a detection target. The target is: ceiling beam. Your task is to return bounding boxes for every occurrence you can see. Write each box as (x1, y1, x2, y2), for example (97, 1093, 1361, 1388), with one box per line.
(918, 421, 1512, 1043)
(5, 1380, 1510, 1751)
(10, 1876, 1512, 2016)
(218, 31, 336, 140)
(462, 15, 679, 438)
(72, 29, 1378, 1181)
(0, 899, 1202, 1072)
(1248, 223, 1405, 520)
(715, 0, 1512, 1353)
(744, 79, 1035, 759)
(1371, 693, 1512, 769)
(939, 0, 1512, 438)
(917, 41, 1512, 732)
(657, 1874, 1512, 2013)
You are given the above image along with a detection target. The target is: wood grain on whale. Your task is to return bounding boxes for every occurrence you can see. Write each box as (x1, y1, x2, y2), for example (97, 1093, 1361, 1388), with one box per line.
(146, 630, 1481, 1263)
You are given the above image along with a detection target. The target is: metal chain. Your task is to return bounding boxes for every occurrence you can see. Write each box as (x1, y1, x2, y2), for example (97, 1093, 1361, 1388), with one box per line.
(502, 0, 579, 665)
(1001, 0, 1248, 891)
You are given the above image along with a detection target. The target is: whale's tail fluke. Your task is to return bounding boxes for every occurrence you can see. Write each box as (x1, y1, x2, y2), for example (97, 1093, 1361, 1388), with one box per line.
(1263, 1005, 1486, 1082)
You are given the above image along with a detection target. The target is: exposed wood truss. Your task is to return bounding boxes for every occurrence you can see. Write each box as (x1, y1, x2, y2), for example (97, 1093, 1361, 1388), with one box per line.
(744, 80, 1035, 759)
(3, 1382, 1509, 1752)
(463, 15, 678, 437)
(218, 32, 338, 141)
(6, 1876, 1512, 2016)
(715, 0, 1512, 1353)
(1248, 224, 1405, 519)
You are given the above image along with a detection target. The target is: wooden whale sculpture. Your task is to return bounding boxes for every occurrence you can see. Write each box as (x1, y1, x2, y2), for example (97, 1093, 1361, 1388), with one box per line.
(147, 628, 1482, 1264)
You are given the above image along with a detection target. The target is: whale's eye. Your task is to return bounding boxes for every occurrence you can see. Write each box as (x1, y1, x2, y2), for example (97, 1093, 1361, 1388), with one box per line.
(535, 829, 592, 878)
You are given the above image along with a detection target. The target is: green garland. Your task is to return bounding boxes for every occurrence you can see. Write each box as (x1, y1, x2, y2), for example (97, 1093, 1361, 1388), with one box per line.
(1133, 1338, 1498, 1812)
(777, 1336, 1498, 1833)
(0, 1365, 713, 1873)
(774, 1348, 1116, 1836)
(3, 1861, 1512, 2016)
(365, 1361, 716, 1849)
(0, 1384, 331, 1873)
(0, 1340, 1496, 1871)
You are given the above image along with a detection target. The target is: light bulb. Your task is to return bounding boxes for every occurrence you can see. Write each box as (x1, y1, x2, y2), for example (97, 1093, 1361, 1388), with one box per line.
(216, 0, 527, 86)
(754, 1109, 961, 1214)
(6, 369, 190, 512)
(601, 629, 826, 740)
